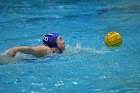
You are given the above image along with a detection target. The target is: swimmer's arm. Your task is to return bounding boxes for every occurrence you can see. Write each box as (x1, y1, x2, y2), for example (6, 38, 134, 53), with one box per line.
(7, 46, 51, 58)
(7, 46, 35, 57)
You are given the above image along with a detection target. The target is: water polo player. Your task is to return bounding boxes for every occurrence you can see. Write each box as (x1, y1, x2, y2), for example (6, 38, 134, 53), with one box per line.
(6, 33, 65, 58)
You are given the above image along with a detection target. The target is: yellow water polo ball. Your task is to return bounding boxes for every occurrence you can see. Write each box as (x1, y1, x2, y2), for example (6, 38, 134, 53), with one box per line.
(104, 32, 122, 47)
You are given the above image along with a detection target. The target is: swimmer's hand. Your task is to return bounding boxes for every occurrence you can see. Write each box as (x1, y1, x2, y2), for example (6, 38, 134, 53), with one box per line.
(6, 47, 17, 57)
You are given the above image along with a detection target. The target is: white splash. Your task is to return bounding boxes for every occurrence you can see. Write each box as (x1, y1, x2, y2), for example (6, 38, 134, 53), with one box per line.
(64, 43, 109, 55)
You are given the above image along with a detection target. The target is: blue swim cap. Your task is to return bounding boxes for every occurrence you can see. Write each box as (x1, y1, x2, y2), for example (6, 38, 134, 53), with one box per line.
(42, 33, 60, 48)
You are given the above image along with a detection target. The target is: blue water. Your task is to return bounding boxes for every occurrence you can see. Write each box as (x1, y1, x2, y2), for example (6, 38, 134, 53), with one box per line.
(0, 0, 140, 93)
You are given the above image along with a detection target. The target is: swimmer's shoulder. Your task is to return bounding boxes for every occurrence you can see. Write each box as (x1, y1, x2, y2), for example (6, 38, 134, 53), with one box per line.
(32, 45, 53, 57)
(33, 45, 53, 53)
(34, 45, 50, 49)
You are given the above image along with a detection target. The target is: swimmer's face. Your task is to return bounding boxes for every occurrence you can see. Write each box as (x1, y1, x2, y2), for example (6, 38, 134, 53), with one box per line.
(56, 36, 65, 51)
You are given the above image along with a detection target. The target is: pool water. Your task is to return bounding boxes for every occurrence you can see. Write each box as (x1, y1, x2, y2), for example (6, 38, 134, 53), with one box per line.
(0, 0, 140, 93)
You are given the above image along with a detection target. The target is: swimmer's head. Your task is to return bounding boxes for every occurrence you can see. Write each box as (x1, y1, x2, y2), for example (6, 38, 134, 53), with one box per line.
(42, 33, 65, 52)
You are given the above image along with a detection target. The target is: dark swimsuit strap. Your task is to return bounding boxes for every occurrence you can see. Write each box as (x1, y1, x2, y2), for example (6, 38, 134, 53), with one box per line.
(57, 47, 63, 53)
(51, 47, 62, 53)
